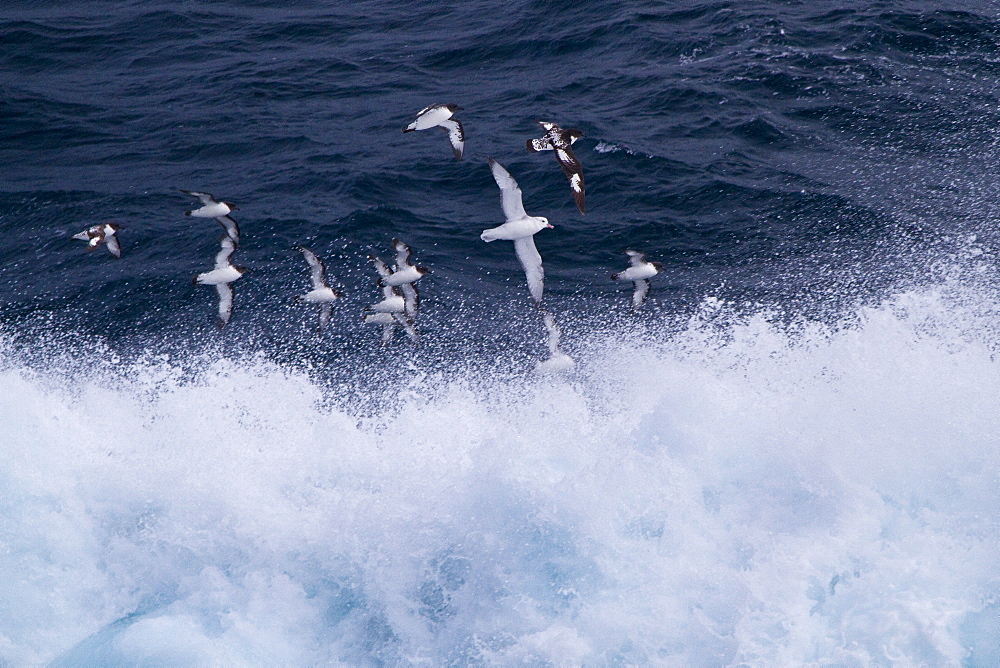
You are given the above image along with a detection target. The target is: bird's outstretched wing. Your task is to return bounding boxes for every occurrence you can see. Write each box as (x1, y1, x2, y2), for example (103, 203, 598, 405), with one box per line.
(392, 238, 412, 268)
(216, 283, 234, 326)
(488, 158, 528, 222)
(214, 235, 236, 269)
(298, 246, 328, 289)
(632, 279, 650, 309)
(181, 190, 217, 206)
(514, 236, 544, 304)
(400, 282, 419, 316)
(105, 233, 121, 258)
(370, 254, 393, 281)
(215, 216, 241, 245)
(625, 249, 647, 267)
(440, 119, 465, 160)
(317, 303, 333, 332)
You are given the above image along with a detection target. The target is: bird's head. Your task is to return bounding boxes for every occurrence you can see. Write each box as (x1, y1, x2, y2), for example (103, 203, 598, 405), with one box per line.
(224, 202, 239, 211)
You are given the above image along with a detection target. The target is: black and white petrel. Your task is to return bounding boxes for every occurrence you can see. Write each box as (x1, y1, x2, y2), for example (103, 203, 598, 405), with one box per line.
(402, 104, 465, 160)
(365, 255, 418, 344)
(526, 121, 586, 214)
(193, 235, 246, 327)
(481, 158, 553, 306)
(611, 249, 663, 310)
(72, 222, 122, 258)
(181, 190, 241, 245)
(385, 238, 429, 317)
(366, 257, 406, 315)
(296, 246, 343, 332)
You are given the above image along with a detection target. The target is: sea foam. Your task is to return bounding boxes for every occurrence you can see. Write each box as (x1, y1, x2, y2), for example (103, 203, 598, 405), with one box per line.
(1, 278, 999, 665)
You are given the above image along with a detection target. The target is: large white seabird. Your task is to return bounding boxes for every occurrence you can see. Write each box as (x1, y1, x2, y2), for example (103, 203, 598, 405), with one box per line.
(481, 157, 553, 306)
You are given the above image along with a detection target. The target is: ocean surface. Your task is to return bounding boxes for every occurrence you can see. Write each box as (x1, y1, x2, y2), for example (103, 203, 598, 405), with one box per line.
(3, 0, 1000, 664)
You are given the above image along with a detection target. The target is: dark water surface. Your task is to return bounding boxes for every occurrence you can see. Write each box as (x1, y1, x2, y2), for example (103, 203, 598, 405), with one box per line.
(4, 1, 997, 345)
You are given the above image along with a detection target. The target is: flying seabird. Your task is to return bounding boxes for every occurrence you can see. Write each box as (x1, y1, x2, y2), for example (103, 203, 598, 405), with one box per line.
(193, 235, 246, 327)
(181, 190, 241, 244)
(365, 255, 419, 344)
(402, 104, 465, 160)
(385, 238, 429, 317)
(526, 124, 582, 153)
(296, 246, 343, 332)
(526, 121, 586, 214)
(536, 311, 576, 373)
(72, 222, 121, 258)
(481, 158, 553, 305)
(611, 249, 663, 310)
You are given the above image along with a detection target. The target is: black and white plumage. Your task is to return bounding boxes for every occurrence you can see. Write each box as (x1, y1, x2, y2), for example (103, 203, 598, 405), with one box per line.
(526, 121, 586, 214)
(181, 190, 241, 244)
(365, 255, 418, 344)
(72, 222, 121, 258)
(368, 255, 395, 286)
(526, 126, 582, 153)
(296, 246, 343, 332)
(611, 249, 663, 310)
(366, 256, 406, 314)
(402, 104, 465, 160)
(392, 237, 414, 267)
(536, 311, 575, 373)
(193, 235, 246, 327)
(481, 158, 553, 305)
(385, 238, 429, 317)
(212, 215, 241, 246)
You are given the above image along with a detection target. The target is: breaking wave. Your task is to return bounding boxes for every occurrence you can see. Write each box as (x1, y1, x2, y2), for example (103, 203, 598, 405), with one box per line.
(3, 269, 999, 665)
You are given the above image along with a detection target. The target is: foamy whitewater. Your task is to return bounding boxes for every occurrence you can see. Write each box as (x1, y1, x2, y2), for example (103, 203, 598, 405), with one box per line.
(3, 268, 999, 665)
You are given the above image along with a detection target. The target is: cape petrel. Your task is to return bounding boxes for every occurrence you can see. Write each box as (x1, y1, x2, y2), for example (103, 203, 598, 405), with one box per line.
(72, 222, 122, 258)
(526, 121, 586, 214)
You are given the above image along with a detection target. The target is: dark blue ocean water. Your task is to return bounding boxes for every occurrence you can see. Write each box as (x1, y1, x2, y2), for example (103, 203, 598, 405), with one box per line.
(4, 0, 996, 348)
(3, 2, 1000, 664)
